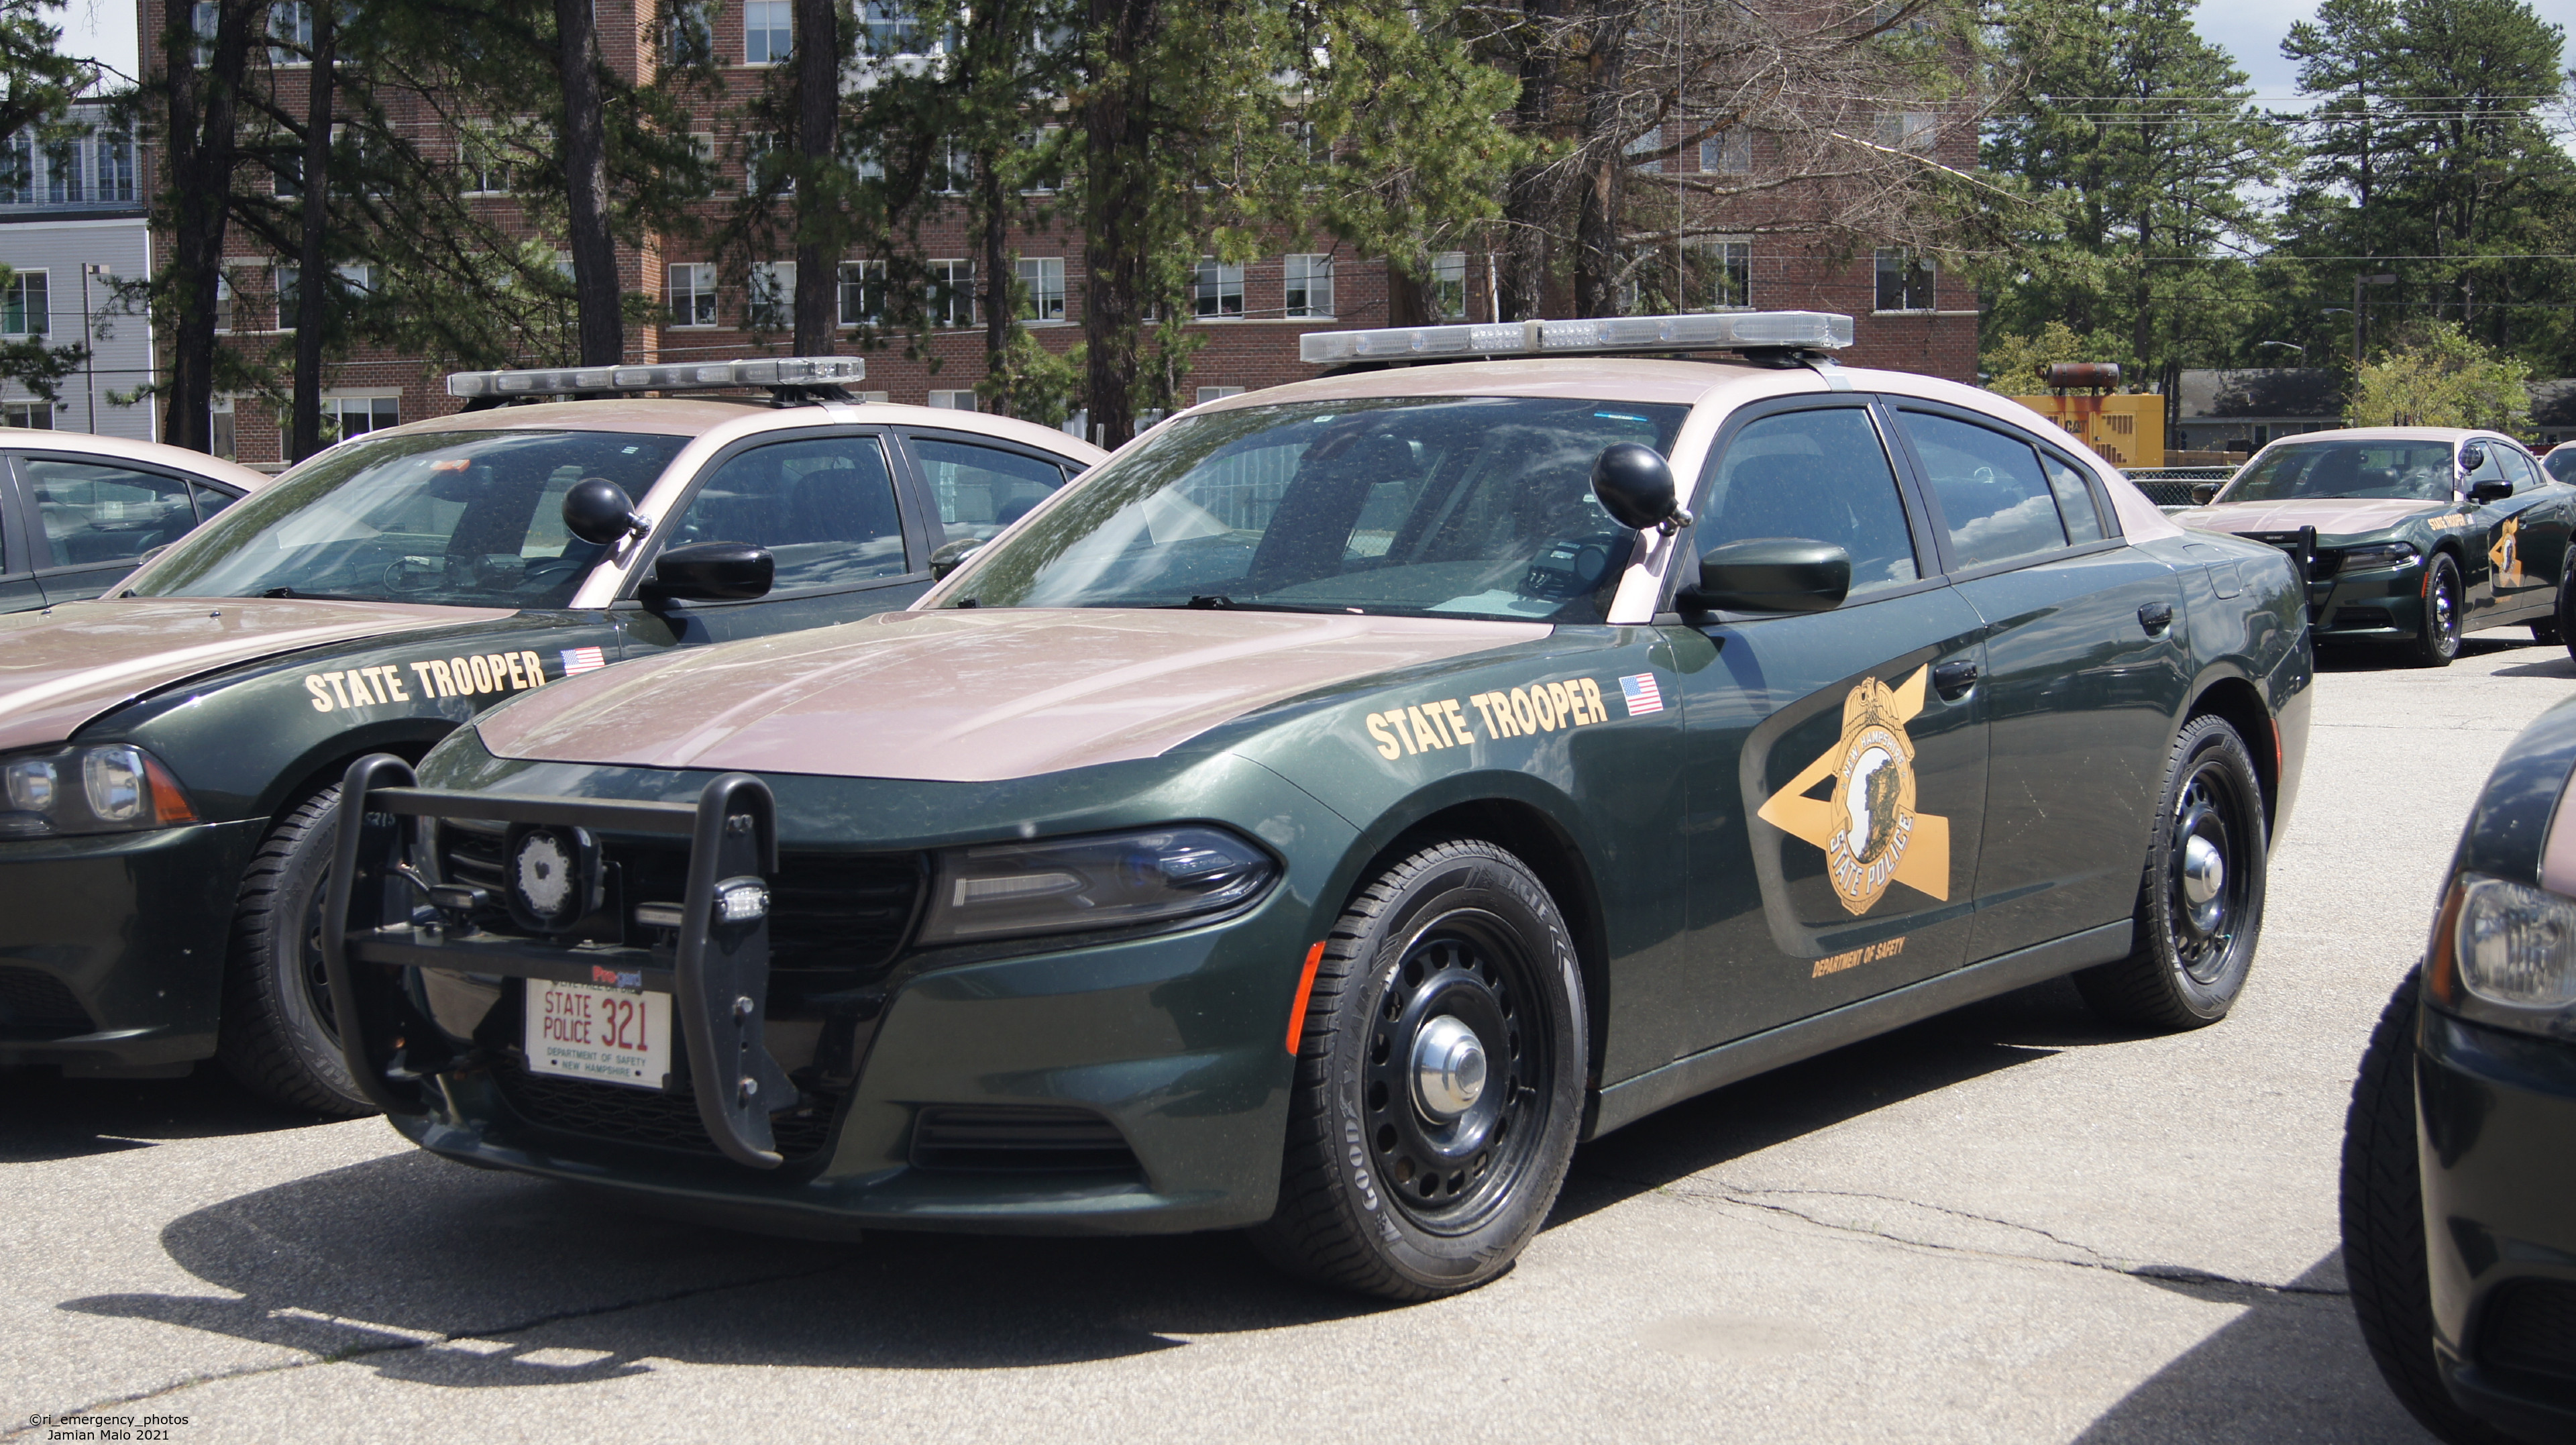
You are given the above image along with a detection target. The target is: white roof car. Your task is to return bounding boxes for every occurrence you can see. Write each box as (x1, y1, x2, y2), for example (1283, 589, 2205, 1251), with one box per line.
(0, 427, 272, 612)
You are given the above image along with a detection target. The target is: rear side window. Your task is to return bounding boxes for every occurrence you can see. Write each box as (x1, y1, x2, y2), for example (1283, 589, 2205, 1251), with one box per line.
(2496, 447, 2541, 492)
(21, 459, 198, 569)
(914, 437, 1066, 545)
(1898, 412, 2069, 570)
(190, 481, 239, 521)
(2039, 453, 2106, 543)
(669, 435, 907, 592)
(1699, 407, 1919, 597)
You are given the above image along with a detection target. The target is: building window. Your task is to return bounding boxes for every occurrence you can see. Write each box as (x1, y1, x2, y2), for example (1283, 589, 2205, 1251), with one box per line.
(1016, 126, 1063, 194)
(269, 2, 312, 65)
(749, 261, 794, 328)
(935, 134, 971, 195)
(42, 138, 77, 204)
(838, 260, 885, 326)
(1192, 258, 1243, 319)
(1874, 248, 1935, 312)
(4, 400, 52, 429)
(928, 390, 977, 411)
(849, 142, 885, 182)
(1876, 111, 1935, 152)
(669, 262, 717, 327)
(93, 131, 133, 199)
(3, 270, 48, 336)
(213, 271, 234, 333)
(1624, 124, 1664, 173)
(321, 394, 399, 444)
(744, 0, 792, 63)
(859, 0, 928, 56)
(1431, 252, 1468, 319)
(1195, 386, 1245, 405)
(1016, 257, 1065, 322)
(1701, 128, 1751, 175)
(1284, 254, 1334, 319)
(191, 1, 217, 64)
(209, 395, 235, 457)
(745, 134, 792, 195)
(928, 258, 975, 327)
(274, 265, 301, 329)
(461, 124, 513, 195)
(0, 133, 30, 204)
(270, 146, 302, 198)
(1694, 239, 1751, 310)
(664, 0, 714, 66)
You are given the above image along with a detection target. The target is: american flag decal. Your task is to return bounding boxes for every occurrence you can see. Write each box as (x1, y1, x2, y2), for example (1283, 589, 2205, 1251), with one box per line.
(559, 645, 606, 676)
(1619, 674, 1664, 716)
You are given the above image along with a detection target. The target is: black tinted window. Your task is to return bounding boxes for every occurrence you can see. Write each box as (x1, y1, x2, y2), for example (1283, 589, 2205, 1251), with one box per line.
(23, 460, 198, 568)
(1700, 409, 1918, 596)
(916, 437, 1066, 544)
(1901, 413, 2068, 570)
(669, 436, 906, 591)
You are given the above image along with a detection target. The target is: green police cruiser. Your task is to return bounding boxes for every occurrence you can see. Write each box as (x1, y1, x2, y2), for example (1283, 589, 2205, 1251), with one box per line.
(322, 311, 2314, 1299)
(0, 356, 1104, 1111)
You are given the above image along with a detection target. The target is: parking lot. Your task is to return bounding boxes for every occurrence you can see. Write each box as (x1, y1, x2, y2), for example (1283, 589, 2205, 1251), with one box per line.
(7, 635, 2569, 1444)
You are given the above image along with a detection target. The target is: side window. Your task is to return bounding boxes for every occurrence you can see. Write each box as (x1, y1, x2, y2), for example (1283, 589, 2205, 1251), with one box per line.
(2496, 448, 2541, 492)
(1898, 412, 2068, 570)
(2039, 452, 2106, 543)
(669, 435, 907, 593)
(21, 458, 198, 568)
(1699, 407, 1919, 597)
(190, 482, 240, 522)
(914, 437, 1067, 545)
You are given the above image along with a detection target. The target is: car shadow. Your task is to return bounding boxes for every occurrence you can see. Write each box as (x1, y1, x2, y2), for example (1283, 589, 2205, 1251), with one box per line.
(0, 1063, 335, 1164)
(2073, 1252, 2435, 1442)
(2316, 635, 2538, 673)
(56, 979, 2109, 1383)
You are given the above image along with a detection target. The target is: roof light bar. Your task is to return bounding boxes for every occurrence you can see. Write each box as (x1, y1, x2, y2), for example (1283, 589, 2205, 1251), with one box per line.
(445, 356, 867, 400)
(1297, 311, 1853, 366)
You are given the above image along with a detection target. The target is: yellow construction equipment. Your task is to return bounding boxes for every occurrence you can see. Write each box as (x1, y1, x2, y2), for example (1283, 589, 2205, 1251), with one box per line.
(2004, 363, 2167, 470)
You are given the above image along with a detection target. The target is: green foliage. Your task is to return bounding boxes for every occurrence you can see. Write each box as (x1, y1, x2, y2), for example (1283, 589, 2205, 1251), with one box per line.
(976, 329, 1082, 426)
(1982, 321, 2098, 394)
(2350, 320, 2534, 429)
(0, 0, 91, 141)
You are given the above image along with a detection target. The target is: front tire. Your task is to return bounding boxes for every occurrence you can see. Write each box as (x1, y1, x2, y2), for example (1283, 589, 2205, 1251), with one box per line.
(2414, 553, 2463, 668)
(217, 786, 377, 1116)
(2341, 969, 2515, 1444)
(2076, 714, 2267, 1030)
(1253, 839, 1585, 1300)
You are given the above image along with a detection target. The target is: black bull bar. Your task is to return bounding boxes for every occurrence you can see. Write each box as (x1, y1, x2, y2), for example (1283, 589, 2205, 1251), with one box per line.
(321, 753, 798, 1168)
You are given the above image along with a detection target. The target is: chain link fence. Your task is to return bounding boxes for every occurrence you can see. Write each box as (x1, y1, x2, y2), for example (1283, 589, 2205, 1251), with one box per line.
(2121, 466, 2237, 509)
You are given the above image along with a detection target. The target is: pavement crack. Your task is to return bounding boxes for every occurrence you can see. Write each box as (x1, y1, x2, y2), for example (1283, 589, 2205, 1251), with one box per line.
(9, 1263, 844, 1438)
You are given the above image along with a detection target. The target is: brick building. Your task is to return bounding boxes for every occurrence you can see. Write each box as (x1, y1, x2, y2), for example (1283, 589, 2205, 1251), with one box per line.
(137, 0, 1977, 464)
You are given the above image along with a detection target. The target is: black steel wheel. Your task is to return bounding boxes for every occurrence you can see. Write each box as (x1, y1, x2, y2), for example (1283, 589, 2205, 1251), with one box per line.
(2341, 969, 2516, 1445)
(2551, 551, 2576, 654)
(1254, 839, 1584, 1299)
(217, 786, 376, 1116)
(2076, 715, 2267, 1030)
(2414, 553, 2463, 668)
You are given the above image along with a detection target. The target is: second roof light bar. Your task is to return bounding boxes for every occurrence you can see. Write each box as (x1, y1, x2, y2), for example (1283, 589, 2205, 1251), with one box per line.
(1299, 311, 1854, 366)
(447, 356, 867, 402)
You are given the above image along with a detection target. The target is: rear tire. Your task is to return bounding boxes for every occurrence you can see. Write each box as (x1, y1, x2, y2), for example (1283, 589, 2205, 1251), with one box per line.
(2076, 715, 2267, 1030)
(2341, 969, 2516, 1445)
(1252, 839, 1585, 1300)
(2414, 554, 2463, 668)
(217, 786, 376, 1117)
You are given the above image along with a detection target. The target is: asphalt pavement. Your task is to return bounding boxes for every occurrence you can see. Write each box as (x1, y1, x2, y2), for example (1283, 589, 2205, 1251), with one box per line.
(10, 633, 2572, 1444)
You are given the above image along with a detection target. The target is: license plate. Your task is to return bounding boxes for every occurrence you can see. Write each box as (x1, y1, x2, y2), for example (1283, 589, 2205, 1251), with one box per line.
(525, 979, 671, 1089)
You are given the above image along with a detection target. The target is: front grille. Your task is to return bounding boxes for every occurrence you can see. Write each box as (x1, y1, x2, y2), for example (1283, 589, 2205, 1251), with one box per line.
(0, 965, 93, 1039)
(910, 1105, 1141, 1173)
(490, 1058, 841, 1161)
(2246, 533, 2345, 580)
(2485, 1281, 2576, 1380)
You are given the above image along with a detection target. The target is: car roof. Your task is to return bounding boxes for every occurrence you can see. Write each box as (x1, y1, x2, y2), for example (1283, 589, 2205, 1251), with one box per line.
(2265, 426, 2518, 447)
(349, 398, 1108, 464)
(0, 427, 274, 492)
(1189, 356, 1777, 412)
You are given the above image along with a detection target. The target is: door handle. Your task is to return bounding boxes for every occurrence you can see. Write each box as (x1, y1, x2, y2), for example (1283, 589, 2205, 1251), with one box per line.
(2139, 601, 2174, 636)
(1932, 659, 1978, 700)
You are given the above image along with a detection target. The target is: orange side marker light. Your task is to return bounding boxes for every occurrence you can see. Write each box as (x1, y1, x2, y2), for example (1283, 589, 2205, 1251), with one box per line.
(1285, 941, 1328, 1054)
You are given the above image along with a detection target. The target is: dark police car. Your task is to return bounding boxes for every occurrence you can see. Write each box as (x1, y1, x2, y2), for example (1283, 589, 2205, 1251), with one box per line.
(2345, 693, 2576, 1443)
(0, 358, 1101, 1112)
(323, 311, 2314, 1299)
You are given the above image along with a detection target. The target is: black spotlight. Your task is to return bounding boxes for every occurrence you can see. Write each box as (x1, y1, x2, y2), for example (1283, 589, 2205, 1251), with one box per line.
(503, 823, 600, 934)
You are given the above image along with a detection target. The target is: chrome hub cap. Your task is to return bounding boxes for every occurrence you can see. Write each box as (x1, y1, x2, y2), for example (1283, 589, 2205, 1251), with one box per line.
(1411, 1014, 1488, 1120)
(2181, 834, 2226, 924)
(2167, 763, 2253, 985)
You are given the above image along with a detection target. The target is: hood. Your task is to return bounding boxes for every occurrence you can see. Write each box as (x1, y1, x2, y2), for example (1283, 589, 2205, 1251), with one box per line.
(0, 597, 513, 751)
(2174, 496, 2453, 537)
(476, 608, 1550, 783)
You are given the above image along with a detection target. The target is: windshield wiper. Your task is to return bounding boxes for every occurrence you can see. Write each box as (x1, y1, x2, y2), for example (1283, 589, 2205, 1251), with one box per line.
(259, 586, 389, 602)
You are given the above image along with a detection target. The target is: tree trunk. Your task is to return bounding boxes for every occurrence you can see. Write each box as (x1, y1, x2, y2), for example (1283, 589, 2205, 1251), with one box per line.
(1497, 0, 1564, 321)
(1568, 6, 1629, 318)
(790, 0, 838, 354)
(556, 0, 621, 366)
(289, 1, 336, 462)
(1081, 0, 1157, 447)
(160, 0, 258, 451)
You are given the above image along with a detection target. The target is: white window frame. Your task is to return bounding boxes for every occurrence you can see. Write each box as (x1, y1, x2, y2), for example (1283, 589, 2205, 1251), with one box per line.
(749, 260, 794, 329)
(1701, 128, 1751, 175)
(268, 1, 312, 66)
(273, 264, 300, 331)
(1431, 252, 1468, 320)
(839, 260, 885, 327)
(927, 389, 977, 411)
(668, 262, 718, 328)
(1876, 111, 1935, 152)
(1195, 386, 1245, 405)
(212, 270, 235, 334)
(1624, 124, 1664, 174)
(3, 399, 53, 429)
(1874, 247, 1936, 313)
(1692, 237, 1752, 311)
(1284, 254, 1334, 319)
(1192, 257, 1244, 319)
(317, 392, 400, 445)
(1016, 256, 1065, 323)
(460, 122, 514, 197)
(743, 0, 792, 64)
(928, 258, 975, 327)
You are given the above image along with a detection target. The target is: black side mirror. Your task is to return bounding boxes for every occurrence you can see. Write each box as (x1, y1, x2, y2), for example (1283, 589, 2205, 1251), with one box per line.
(2190, 482, 2220, 505)
(928, 537, 985, 581)
(2457, 441, 2489, 476)
(2469, 478, 2514, 504)
(563, 476, 647, 546)
(1679, 537, 1851, 614)
(1591, 443, 1693, 534)
(645, 541, 773, 601)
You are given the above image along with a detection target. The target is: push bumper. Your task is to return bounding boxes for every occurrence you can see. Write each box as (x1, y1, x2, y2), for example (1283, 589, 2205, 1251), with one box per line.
(0, 818, 262, 1074)
(2418, 1006, 2576, 1441)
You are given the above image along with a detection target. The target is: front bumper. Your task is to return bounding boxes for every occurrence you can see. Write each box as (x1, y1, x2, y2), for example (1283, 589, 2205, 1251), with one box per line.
(0, 818, 262, 1074)
(330, 756, 1340, 1236)
(2418, 1006, 2576, 1440)
(2310, 564, 2427, 639)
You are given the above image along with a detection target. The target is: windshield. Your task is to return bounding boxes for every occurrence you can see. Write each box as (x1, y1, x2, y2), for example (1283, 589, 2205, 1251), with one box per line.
(942, 396, 1690, 621)
(2223, 440, 2459, 503)
(130, 429, 682, 606)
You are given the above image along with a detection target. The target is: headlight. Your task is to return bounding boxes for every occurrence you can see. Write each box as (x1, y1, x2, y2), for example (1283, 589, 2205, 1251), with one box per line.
(916, 826, 1278, 945)
(2340, 541, 2419, 570)
(2430, 874, 2576, 1038)
(0, 743, 199, 839)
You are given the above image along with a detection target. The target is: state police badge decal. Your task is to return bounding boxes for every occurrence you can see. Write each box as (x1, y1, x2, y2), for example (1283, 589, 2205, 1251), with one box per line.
(1756, 667, 1953, 916)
